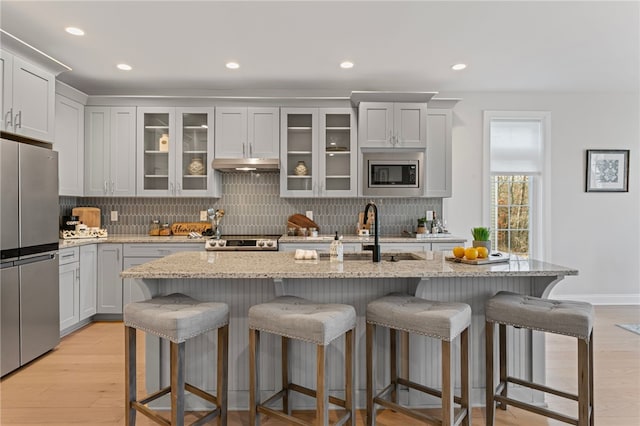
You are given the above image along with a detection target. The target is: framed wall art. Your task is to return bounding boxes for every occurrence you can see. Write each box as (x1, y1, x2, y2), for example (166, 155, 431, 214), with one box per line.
(585, 149, 629, 192)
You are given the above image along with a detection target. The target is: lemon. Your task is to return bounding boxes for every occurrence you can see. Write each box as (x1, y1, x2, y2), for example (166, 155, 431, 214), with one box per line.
(464, 247, 478, 260)
(452, 246, 465, 258)
(476, 246, 489, 259)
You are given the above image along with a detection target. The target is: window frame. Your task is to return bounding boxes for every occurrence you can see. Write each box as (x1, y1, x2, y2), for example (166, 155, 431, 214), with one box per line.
(482, 111, 551, 260)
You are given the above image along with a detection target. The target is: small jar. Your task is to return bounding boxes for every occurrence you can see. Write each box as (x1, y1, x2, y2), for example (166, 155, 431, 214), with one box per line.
(287, 227, 297, 236)
(298, 227, 307, 237)
(309, 227, 318, 237)
(148, 220, 160, 236)
(159, 223, 171, 236)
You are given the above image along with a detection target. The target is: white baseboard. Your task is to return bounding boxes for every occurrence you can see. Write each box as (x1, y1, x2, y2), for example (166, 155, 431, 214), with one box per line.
(550, 293, 640, 305)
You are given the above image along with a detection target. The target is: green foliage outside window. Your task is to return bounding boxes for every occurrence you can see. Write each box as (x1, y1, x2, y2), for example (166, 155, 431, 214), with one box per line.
(492, 176, 530, 256)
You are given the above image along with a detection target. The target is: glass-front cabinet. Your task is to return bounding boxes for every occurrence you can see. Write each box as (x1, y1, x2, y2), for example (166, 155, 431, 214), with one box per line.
(137, 107, 219, 197)
(280, 107, 356, 197)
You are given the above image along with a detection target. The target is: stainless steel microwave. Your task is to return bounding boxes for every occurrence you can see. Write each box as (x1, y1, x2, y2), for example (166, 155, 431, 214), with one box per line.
(362, 151, 424, 197)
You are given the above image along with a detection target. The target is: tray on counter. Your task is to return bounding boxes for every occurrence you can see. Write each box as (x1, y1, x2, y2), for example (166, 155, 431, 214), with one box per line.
(445, 254, 510, 265)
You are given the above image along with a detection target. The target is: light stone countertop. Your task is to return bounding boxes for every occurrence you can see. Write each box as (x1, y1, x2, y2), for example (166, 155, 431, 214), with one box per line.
(280, 234, 466, 244)
(120, 250, 578, 280)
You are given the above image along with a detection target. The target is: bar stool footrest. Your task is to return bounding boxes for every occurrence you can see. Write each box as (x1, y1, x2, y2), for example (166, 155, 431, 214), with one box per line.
(132, 384, 221, 426)
(494, 394, 578, 425)
(504, 376, 579, 401)
(373, 395, 468, 426)
(396, 377, 464, 406)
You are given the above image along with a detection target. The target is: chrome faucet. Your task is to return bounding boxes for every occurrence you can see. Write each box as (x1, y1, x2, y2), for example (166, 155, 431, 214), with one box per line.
(364, 201, 381, 262)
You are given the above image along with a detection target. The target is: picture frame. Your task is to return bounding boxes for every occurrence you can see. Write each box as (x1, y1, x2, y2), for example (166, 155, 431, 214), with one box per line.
(585, 149, 629, 192)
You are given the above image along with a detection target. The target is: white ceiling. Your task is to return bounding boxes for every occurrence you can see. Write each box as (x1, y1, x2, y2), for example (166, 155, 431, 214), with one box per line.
(1, 0, 638, 96)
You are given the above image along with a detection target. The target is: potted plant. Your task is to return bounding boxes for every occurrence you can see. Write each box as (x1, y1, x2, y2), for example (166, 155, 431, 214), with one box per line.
(417, 217, 428, 234)
(471, 227, 491, 250)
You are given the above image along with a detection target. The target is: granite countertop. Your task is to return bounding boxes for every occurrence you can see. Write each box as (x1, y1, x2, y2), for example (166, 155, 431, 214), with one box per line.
(280, 234, 466, 243)
(120, 250, 578, 280)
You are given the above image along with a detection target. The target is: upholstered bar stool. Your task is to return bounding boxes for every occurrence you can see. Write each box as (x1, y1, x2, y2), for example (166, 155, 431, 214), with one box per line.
(124, 293, 229, 426)
(248, 295, 356, 426)
(366, 293, 471, 426)
(485, 291, 595, 426)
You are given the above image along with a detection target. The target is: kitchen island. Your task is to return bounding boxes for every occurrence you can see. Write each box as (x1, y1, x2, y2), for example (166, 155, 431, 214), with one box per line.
(121, 250, 578, 409)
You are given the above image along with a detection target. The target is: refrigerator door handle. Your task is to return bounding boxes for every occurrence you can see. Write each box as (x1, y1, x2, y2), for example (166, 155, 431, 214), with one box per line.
(15, 252, 57, 266)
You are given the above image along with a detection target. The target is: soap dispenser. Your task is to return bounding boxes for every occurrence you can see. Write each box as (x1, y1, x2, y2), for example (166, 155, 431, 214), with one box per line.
(330, 231, 343, 262)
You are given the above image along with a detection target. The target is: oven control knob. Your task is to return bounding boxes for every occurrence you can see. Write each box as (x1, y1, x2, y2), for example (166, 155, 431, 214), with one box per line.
(257, 241, 265, 247)
(219, 240, 226, 247)
(266, 241, 274, 247)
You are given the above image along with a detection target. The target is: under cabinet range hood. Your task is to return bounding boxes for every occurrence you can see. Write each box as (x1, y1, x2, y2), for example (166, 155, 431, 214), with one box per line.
(211, 157, 280, 172)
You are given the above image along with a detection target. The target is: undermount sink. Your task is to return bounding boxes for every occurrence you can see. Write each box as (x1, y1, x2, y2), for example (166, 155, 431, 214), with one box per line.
(319, 252, 424, 262)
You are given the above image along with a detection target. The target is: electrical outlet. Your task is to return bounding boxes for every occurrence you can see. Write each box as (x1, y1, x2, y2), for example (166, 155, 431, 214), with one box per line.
(426, 210, 434, 221)
(305, 210, 313, 220)
(110, 211, 118, 222)
(200, 210, 208, 221)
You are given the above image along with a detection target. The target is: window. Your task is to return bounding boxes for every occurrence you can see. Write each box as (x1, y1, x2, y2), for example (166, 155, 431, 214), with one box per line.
(483, 112, 550, 259)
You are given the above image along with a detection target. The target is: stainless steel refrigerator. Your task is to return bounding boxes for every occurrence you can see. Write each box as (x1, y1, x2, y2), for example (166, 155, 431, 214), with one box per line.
(1, 137, 59, 377)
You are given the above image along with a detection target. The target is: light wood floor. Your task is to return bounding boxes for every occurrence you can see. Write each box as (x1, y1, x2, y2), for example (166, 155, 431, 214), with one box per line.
(1, 306, 638, 425)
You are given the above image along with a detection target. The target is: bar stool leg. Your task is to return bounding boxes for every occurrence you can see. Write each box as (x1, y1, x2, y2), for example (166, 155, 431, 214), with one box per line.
(498, 324, 508, 410)
(170, 342, 186, 426)
(589, 331, 595, 426)
(442, 340, 453, 425)
(578, 338, 589, 426)
(485, 320, 495, 426)
(282, 336, 290, 415)
(125, 326, 137, 426)
(389, 328, 398, 403)
(345, 328, 355, 426)
(461, 327, 470, 426)
(366, 322, 376, 426)
(217, 324, 229, 426)
(249, 328, 260, 426)
(316, 344, 328, 426)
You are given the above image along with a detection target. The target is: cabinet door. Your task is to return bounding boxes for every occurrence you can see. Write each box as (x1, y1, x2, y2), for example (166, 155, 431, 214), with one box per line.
(319, 108, 357, 197)
(79, 244, 97, 320)
(84, 106, 111, 196)
(176, 108, 216, 197)
(358, 102, 393, 147)
(110, 107, 136, 196)
(280, 108, 318, 197)
(215, 107, 247, 158)
(55, 94, 84, 196)
(59, 262, 80, 331)
(425, 109, 452, 197)
(137, 108, 173, 196)
(11, 56, 55, 142)
(248, 107, 279, 158)
(0, 50, 13, 133)
(97, 244, 123, 314)
(393, 103, 426, 148)
(122, 257, 158, 306)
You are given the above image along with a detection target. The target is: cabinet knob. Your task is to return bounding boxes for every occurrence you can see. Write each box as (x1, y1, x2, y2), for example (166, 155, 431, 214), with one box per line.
(14, 110, 22, 130)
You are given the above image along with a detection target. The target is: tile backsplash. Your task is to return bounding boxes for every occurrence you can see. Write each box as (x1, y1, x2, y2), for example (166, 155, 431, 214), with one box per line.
(60, 173, 442, 236)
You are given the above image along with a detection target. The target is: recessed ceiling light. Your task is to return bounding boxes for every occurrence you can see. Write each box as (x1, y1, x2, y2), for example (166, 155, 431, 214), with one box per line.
(226, 62, 240, 69)
(65, 27, 85, 36)
(451, 63, 467, 71)
(340, 61, 354, 69)
(117, 63, 132, 71)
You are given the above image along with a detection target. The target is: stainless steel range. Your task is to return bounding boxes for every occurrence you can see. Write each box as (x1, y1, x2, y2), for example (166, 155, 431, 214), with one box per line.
(205, 235, 280, 251)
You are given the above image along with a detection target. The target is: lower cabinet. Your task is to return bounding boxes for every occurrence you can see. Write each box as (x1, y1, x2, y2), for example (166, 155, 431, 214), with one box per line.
(59, 245, 97, 336)
(97, 244, 123, 314)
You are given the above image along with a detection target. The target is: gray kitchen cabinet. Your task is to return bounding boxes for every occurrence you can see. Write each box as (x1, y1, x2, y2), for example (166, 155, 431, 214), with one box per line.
(425, 108, 453, 198)
(0, 49, 55, 142)
(137, 107, 219, 197)
(55, 93, 84, 196)
(97, 243, 123, 314)
(431, 241, 461, 252)
(85, 106, 136, 196)
(379, 242, 430, 253)
(358, 102, 426, 148)
(79, 244, 97, 320)
(215, 107, 279, 159)
(59, 248, 80, 332)
(280, 108, 357, 197)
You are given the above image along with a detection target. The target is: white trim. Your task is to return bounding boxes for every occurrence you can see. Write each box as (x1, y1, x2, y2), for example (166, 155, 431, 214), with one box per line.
(549, 293, 640, 305)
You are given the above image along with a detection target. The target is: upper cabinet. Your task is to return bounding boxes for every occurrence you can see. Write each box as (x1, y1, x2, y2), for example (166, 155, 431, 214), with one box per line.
(280, 107, 357, 197)
(85, 107, 136, 196)
(358, 102, 426, 149)
(425, 108, 453, 198)
(214, 107, 279, 159)
(0, 50, 55, 142)
(137, 107, 219, 197)
(55, 93, 84, 196)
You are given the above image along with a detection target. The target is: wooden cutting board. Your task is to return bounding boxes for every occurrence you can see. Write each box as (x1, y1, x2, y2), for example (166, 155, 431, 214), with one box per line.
(72, 207, 101, 228)
(445, 255, 510, 265)
(287, 214, 320, 233)
(170, 222, 212, 236)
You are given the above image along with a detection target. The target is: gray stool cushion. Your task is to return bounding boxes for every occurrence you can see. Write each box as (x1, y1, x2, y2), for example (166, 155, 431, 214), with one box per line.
(248, 296, 356, 346)
(486, 291, 594, 339)
(367, 293, 471, 341)
(124, 293, 229, 343)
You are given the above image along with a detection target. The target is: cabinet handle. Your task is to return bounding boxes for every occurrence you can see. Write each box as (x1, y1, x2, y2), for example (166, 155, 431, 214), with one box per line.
(242, 143, 246, 155)
(61, 253, 75, 259)
(176, 182, 181, 194)
(76, 270, 80, 281)
(249, 143, 252, 157)
(110, 181, 115, 195)
(5, 108, 12, 128)
(116, 248, 120, 262)
(170, 182, 174, 195)
(389, 129, 393, 145)
(103, 181, 108, 195)
(14, 111, 22, 130)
